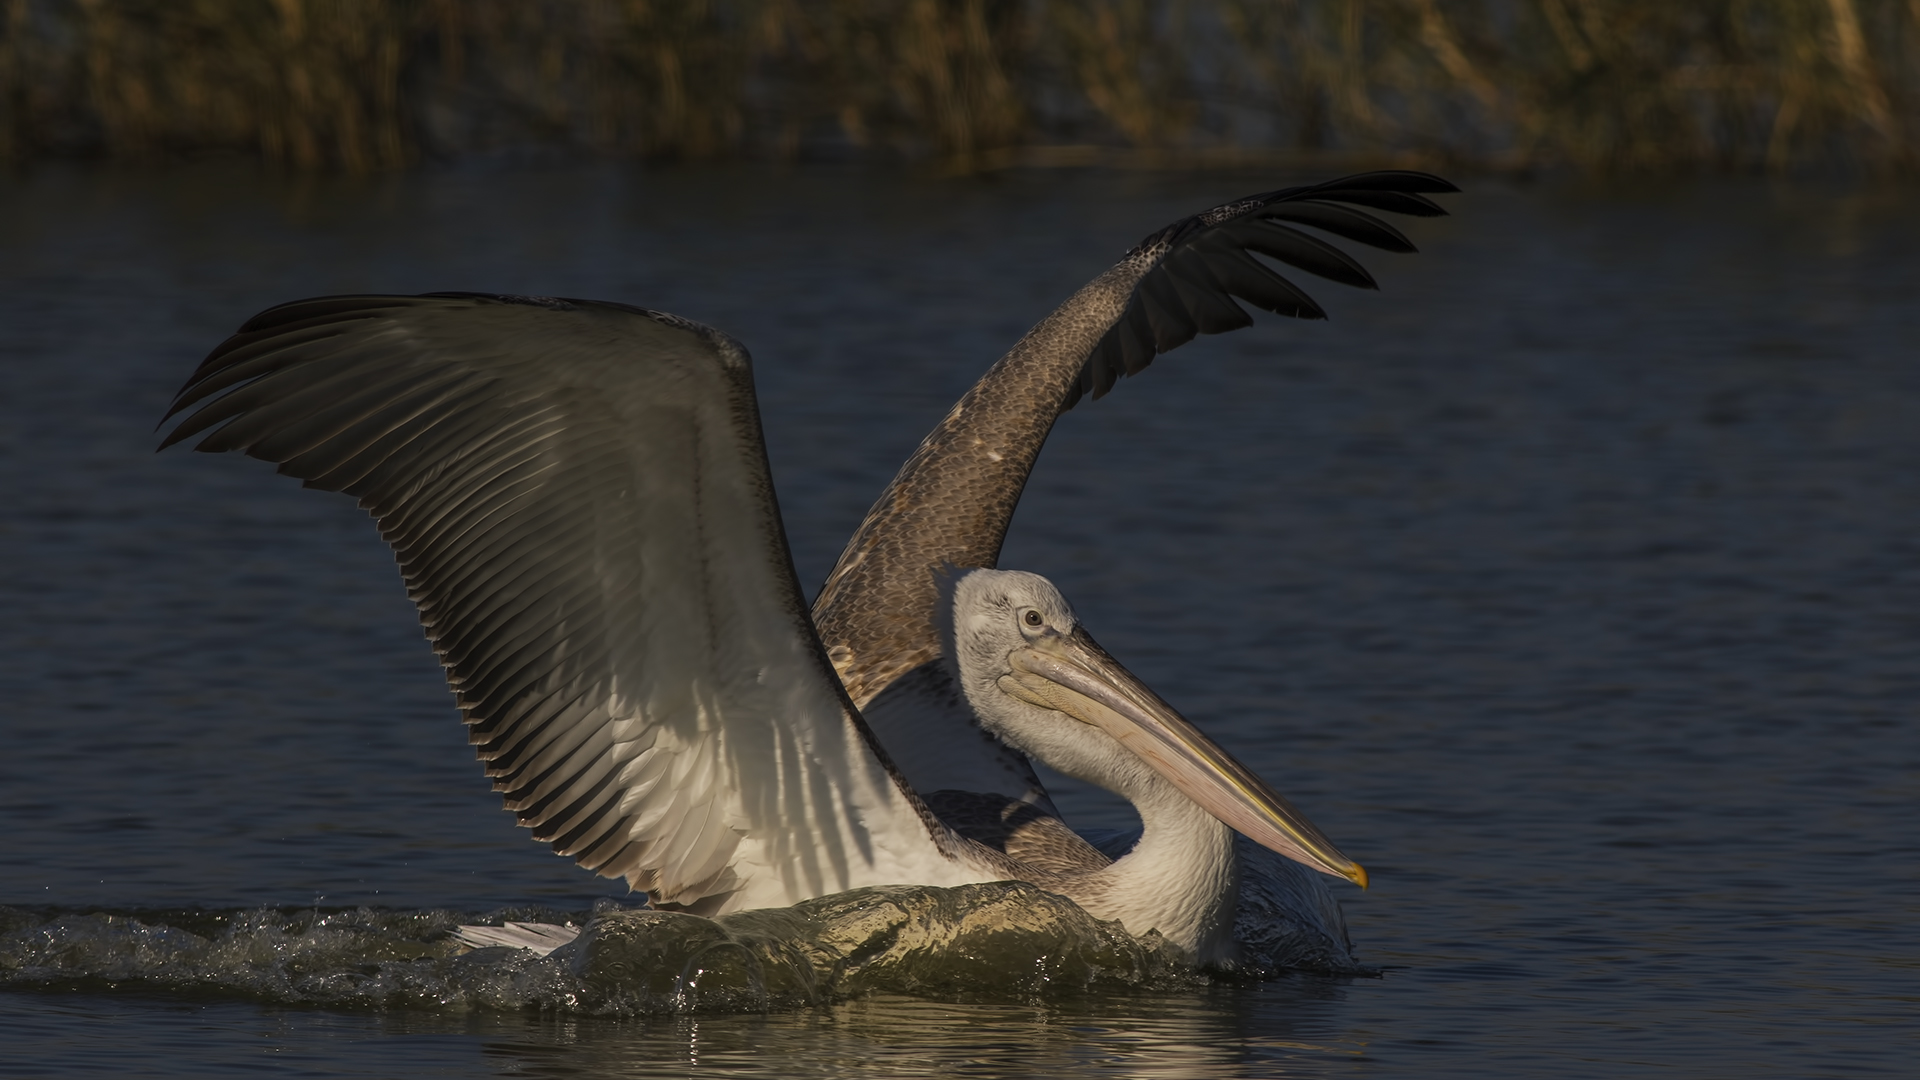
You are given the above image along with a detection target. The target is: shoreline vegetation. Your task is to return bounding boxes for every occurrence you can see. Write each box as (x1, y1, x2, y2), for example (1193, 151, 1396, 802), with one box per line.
(0, 0, 1913, 175)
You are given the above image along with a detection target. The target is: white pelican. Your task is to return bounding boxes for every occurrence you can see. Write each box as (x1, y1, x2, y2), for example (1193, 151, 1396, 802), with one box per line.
(161, 171, 1455, 965)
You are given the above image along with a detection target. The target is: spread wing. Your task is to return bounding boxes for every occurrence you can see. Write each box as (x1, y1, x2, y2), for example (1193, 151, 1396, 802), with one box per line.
(812, 172, 1454, 803)
(162, 294, 986, 915)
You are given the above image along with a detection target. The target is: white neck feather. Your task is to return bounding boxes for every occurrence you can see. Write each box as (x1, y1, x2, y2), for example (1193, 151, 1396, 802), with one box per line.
(1059, 740, 1242, 966)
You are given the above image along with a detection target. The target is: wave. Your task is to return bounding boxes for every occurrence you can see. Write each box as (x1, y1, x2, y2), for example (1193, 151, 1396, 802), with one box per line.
(0, 844, 1366, 1015)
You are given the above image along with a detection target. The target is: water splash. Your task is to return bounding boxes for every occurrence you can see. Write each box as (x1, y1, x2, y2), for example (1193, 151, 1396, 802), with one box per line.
(0, 903, 586, 1011)
(0, 864, 1364, 1015)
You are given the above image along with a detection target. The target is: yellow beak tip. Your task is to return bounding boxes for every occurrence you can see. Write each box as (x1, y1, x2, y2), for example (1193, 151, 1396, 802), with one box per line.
(1350, 863, 1369, 890)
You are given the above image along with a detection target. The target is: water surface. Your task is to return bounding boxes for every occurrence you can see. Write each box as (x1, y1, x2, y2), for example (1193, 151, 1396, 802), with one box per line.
(1, 162, 1915, 1076)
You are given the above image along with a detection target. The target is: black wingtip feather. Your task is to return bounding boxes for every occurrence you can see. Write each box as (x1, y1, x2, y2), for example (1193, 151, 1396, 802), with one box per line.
(1261, 202, 1417, 254)
(1308, 188, 1449, 217)
(1063, 169, 1454, 410)
(1234, 220, 1379, 290)
(1306, 169, 1461, 196)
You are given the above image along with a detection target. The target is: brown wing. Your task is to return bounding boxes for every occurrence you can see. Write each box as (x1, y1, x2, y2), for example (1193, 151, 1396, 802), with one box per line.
(812, 171, 1458, 712)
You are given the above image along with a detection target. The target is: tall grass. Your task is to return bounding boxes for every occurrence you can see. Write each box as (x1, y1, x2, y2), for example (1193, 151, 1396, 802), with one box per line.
(0, 0, 1912, 173)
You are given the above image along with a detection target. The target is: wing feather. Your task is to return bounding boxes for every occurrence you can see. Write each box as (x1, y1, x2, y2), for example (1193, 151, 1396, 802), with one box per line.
(1232, 220, 1379, 290)
(1260, 201, 1417, 252)
(164, 293, 988, 913)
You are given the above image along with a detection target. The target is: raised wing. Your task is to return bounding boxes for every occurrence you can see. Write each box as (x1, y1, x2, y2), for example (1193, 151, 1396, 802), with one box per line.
(162, 294, 984, 915)
(814, 171, 1455, 731)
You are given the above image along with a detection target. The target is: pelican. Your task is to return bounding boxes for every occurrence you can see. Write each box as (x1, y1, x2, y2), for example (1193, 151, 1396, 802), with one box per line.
(160, 171, 1455, 966)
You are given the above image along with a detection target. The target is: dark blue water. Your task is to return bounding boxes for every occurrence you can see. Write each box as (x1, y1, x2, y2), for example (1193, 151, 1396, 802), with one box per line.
(2, 162, 1915, 1076)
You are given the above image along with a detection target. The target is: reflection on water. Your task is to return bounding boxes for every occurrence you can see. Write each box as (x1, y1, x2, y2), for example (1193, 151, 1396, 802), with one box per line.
(0, 981, 1366, 1079)
(1, 161, 1917, 1078)
(467, 988, 1363, 1080)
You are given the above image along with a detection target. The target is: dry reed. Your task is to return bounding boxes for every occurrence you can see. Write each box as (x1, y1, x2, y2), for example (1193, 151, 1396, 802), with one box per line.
(0, 0, 1911, 173)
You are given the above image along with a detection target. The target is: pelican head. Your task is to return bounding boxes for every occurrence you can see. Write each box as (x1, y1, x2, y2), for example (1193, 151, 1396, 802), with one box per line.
(943, 568, 1366, 890)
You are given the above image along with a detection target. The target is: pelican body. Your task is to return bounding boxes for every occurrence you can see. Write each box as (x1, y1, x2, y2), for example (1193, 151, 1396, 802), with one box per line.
(162, 171, 1454, 965)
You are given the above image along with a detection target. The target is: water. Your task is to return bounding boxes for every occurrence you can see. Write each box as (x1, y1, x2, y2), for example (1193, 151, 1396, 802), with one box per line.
(2, 162, 1915, 1076)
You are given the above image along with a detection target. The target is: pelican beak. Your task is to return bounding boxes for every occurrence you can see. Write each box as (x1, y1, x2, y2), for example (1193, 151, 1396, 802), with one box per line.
(1001, 628, 1367, 889)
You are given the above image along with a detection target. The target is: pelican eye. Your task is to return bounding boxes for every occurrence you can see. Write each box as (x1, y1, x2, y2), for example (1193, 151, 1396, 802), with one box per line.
(1022, 609, 1044, 628)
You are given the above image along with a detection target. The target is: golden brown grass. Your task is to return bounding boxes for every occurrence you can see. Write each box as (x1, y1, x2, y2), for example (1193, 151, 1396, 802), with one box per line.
(0, 0, 1911, 173)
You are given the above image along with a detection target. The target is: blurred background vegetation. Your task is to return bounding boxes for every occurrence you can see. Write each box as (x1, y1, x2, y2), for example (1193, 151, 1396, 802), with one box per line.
(0, 0, 1912, 174)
